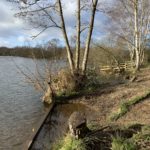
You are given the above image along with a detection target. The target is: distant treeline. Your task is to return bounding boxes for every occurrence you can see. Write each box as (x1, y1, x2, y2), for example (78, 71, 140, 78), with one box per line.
(0, 46, 66, 59)
(0, 46, 150, 66)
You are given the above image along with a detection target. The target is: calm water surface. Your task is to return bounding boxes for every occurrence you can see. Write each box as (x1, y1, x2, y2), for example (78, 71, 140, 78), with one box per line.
(0, 56, 64, 150)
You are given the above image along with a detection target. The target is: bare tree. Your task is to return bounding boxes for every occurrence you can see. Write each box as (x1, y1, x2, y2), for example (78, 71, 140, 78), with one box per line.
(82, 0, 98, 74)
(75, 0, 81, 70)
(57, 0, 75, 73)
(105, 0, 150, 71)
(9, 0, 99, 76)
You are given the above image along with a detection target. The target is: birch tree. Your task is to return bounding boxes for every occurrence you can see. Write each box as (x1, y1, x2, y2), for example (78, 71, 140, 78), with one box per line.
(106, 0, 150, 71)
(75, 0, 81, 70)
(9, 0, 99, 76)
(82, 0, 98, 74)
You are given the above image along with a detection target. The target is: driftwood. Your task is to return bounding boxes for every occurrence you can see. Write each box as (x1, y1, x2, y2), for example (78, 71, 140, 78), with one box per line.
(68, 111, 89, 139)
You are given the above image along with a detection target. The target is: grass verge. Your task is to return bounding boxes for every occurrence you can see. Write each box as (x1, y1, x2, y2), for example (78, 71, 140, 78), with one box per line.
(52, 134, 87, 150)
(133, 126, 150, 149)
(111, 136, 137, 150)
(110, 90, 150, 121)
(111, 125, 150, 150)
(52, 132, 101, 150)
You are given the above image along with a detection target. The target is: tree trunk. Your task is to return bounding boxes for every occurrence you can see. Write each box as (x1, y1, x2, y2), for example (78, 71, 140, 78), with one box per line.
(75, 0, 81, 71)
(82, 0, 98, 74)
(57, 0, 74, 74)
(134, 0, 140, 71)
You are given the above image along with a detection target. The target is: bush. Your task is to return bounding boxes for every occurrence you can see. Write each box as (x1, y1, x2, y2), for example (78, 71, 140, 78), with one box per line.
(52, 69, 77, 95)
(84, 68, 101, 90)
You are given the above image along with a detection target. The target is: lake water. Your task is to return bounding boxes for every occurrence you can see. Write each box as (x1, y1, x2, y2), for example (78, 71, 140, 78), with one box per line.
(0, 56, 65, 150)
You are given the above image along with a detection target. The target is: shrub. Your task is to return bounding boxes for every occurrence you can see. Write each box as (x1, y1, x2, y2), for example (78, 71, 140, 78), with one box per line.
(52, 69, 77, 95)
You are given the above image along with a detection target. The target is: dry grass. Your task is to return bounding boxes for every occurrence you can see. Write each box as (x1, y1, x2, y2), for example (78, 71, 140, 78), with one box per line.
(52, 69, 76, 94)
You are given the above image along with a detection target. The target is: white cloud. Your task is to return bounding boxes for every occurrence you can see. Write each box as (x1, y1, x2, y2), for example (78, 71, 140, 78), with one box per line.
(0, 0, 25, 38)
(0, 0, 106, 47)
(63, 0, 76, 21)
(0, 0, 65, 47)
(17, 36, 26, 42)
(0, 39, 10, 47)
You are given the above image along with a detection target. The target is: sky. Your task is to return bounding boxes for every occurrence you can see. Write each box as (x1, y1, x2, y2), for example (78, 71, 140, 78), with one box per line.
(0, 0, 107, 48)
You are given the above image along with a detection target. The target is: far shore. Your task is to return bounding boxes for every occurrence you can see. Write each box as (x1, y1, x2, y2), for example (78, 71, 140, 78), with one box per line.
(0, 46, 65, 59)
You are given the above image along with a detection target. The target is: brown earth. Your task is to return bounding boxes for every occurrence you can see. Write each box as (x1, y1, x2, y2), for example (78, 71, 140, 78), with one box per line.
(31, 68, 150, 150)
(69, 68, 150, 149)
(71, 68, 150, 127)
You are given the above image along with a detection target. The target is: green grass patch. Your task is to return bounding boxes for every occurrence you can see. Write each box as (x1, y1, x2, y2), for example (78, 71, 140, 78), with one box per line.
(111, 136, 137, 150)
(110, 90, 150, 121)
(133, 125, 150, 142)
(52, 134, 87, 150)
(55, 91, 80, 101)
(52, 132, 101, 150)
(55, 84, 101, 103)
(111, 125, 150, 150)
(131, 125, 150, 149)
